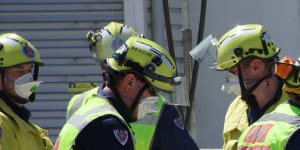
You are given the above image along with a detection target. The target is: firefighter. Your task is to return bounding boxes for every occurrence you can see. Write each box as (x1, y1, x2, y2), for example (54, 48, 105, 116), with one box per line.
(66, 21, 138, 119)
(237, 56, 300, 149)
(65, 22, 199, 150)
(215, 24, 288, 150)
(0, 33, 53, 149)
(54, 36, 185, 149)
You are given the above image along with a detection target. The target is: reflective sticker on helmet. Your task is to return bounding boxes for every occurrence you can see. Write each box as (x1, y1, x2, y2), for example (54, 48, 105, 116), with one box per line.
(116, 44, 128, 54)
(134, 41, 153, 56)
(173, 117, 184, 130)
(0, 38, 18, 47)
(113, 128, 129, 145)
(135, 41, 174, 69)
(111, 37, 125, 51)
(220, 28, 257, 48)
(22, 46, 35, 58)
(101, 29, 111, 39)
(122, 25, 133, 35)
(159, 52, 173, 69)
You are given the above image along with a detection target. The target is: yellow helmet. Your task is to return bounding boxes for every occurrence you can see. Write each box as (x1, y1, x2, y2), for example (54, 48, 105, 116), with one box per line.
(0, 33, 43, 69)
(107, 36, 177, 92)
(285, 57, 300, 88)
(86, 21, 138, 62)
(216, 24, 280, 70)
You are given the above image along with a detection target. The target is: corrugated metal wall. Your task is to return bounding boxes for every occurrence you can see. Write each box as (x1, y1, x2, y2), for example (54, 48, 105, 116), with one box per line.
(0, 0, 124, 142)
(148, 0, 185, 76)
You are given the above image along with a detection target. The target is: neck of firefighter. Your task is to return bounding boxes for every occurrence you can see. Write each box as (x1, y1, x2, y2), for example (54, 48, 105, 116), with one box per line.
(103, 73, 143, 120)
(252, 73, 279, 109)
(238, 58, 279, 109)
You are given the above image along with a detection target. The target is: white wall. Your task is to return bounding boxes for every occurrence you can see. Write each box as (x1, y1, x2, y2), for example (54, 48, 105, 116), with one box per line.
(189, 0, 300, 148)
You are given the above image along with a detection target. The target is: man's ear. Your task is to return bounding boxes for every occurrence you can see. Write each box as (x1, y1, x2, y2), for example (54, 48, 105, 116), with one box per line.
(123, 73, 137, 89)
(250, 58, 266, 74)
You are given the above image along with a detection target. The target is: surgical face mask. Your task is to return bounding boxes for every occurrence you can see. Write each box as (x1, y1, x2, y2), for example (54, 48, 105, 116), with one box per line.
(221, 72, 241, 96)
(137, 96, 159, 120)
(14, 73, 42, 99)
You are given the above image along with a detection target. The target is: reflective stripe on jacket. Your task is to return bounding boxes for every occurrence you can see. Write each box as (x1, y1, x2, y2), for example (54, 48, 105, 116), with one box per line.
(55, 94, 134, 150)
(223, 91, 289, 150)
(66, 87, 99, 120)
(237, 103, 300, 149)
(65, 87, 164, 150)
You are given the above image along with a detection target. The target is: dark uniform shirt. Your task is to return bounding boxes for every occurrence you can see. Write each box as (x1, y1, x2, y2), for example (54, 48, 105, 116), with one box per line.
(0, 91, 31, 122)
(74, 84, 199, 150)
(151, 104, 199, 150)
(74, 115, 134, 150)
(73, 85, 134, 150)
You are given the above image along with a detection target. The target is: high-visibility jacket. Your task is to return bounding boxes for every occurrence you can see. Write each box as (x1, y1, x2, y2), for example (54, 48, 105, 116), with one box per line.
(222, 91, 289, 150)
(0, 98, 53, 150)
(66, 87, 99, 120)
(55, 94, 135, 150)
(237, 102, 300, 149)
(66, 87, 164, 150)
(130, 95, 164, 149)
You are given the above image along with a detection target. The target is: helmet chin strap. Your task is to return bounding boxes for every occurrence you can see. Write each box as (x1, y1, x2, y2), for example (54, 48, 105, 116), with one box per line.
(237, 65, 273, 123)
(106, 72, 131, 122)
(29, 64, 40, 103)
(129, 84, 149, 121)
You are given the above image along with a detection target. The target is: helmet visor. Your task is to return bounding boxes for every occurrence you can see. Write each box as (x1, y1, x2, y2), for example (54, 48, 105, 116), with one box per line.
(189, 34, 218, 69)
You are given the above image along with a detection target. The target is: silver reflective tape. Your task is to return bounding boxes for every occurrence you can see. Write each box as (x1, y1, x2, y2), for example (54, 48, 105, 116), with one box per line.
(67, 105, 114, 130)
(259, 112, 300, 127)
(67, 93, 87, 120)
(134, 114, 159, 125)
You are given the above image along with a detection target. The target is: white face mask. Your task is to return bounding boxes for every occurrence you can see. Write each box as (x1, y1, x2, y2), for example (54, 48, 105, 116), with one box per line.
(221, 72, 241, 96)
(14, 73, 42, 99)
(137, 96, 159, 120)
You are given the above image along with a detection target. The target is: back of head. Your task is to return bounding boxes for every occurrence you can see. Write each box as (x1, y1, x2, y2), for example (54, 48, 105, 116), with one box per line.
(106, 36, 177, 92)
(86, 21, 138, 62)
(275, 56, 300, 95)
(0, 33, 43, 69)
(216, 24, 280, 70)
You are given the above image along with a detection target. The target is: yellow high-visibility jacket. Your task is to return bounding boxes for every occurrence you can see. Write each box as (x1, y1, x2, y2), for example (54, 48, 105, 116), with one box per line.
(0, 99, 53, 150)
(222, 91, 288, 150)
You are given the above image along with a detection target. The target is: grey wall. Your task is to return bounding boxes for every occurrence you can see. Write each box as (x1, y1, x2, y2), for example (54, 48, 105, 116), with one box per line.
(0, 0, 124, 142)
